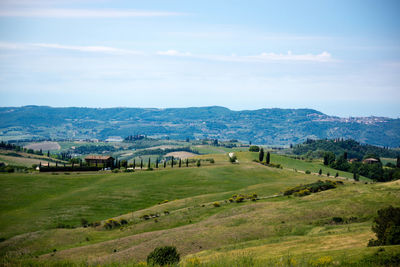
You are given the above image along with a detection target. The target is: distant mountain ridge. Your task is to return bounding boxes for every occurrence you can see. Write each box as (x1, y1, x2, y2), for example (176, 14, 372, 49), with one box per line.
(0, 106, 399, 147)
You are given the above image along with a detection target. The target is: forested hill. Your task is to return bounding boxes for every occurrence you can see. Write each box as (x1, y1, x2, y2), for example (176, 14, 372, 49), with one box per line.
(0, 106, 399, 147)
(292, 139, 400, 159)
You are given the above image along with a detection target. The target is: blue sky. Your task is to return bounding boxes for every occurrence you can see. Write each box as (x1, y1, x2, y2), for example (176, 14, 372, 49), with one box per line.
(0, 0, 399, 117)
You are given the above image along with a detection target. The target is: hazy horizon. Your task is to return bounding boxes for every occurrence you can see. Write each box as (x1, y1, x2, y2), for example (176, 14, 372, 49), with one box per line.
(1, 0, 399, 118)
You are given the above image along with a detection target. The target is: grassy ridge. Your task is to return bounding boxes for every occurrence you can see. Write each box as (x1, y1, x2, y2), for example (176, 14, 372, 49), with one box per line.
(0, 152, 398, 266)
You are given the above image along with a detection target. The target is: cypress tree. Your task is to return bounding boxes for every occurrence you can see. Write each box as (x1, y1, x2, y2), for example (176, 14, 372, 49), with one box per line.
(156, 158, 159, 168)
(171, 156, 174, 168)
(397, 156, 400, 168)
(179, 158, 182, 168)
(56, 162, 58, 167)
(39, 162, 41, 168)
(148, 158, 151, 169)
(140, 159, 143, 169)
(48, 162, 50, 167)
(164, 160, 166, 168)
(186, 158, 189, 167)
(344, 152, 348, 160)
(133, 159, 136, 169)
(266, 152, 270, 164)
(47, 150, 50, 157)
(259, 148, 264, 162)
(319, 169, 322, 175)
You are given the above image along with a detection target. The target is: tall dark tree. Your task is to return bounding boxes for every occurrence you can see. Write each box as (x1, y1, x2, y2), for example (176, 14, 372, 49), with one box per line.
(397, 156, 400, 168)
(259, 148, 264, 162)
(156, 158, 159, 168)
(266, 152, 270, 164)
(353, 170, 359, 181)
(148, 158, 151, 169)
(140, 158, 143, 169)
(171, 156, 174, 168)
(318, 169, 322, 175)
(179, 158, 182, 168)
(47, 150, 50, 157)
(186, 158, 189, 167)
(164, 160, 166, 168)
(343, 151, 348, 160)
(133, 159, 136, 169)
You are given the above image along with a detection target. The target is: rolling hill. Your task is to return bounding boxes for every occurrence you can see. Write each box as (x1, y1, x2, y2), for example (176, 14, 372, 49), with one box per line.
(1, 106, 399, 147)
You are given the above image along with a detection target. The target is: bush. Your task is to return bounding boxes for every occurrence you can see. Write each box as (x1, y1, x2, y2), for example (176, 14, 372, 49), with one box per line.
(368, 205, 400, 246)
(293, 189, 310, 197)
(249, 145, 260, 152)
(80, 218, 89, 227)
(235, 196, 245, 203)
(228, 198, 234, 203)
(332, 217, 343, 224)
(213, 202, 221, 207)
(196, 160, 201, 167)
(147, 246, 180, 266)
(305, 170, 311, 174)
(120, 218, 128, 225)
(209, 158, 215, 164)
(104, 219, 121, 230)
(284, 180, 338, 196)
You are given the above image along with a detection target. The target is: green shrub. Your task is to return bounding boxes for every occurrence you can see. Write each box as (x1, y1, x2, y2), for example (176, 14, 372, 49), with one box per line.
(112, 169, 119, 173)
(228, 198, 234, 203)
(332, 217, 343, 224)
(119, 218, 128, 225)
(305, 170, 311, 174)
(213, 202, 221, 207)
(146, 246, 180, 266)
(209, 158, 215, 164)
(104, 219, 121, 230)
(368, 205, 400, 246)
(236, 196, 245, 203)
(249, 145, 260, 152)
(284, 180, 338, 196)
(80, 218, 89, 227)
(196, 160, 201, 167)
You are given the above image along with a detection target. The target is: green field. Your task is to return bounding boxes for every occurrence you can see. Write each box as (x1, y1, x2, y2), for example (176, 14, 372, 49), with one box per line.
(0, 152, 398, 266)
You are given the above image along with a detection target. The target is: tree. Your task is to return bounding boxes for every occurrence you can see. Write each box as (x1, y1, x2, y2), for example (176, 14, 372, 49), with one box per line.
(171, 156, 174, 168)
(140, 159, 143, 169)
(47, 150, 50, 157)
(323, 152, 336, 166)
(147, 246, 180, 266)
(397, 156, 400, 168)
(133, 159, 136, 169)
(353, 170, 359, 181)
(186, 158, 189, 167)
(196, 160, 201, 167)
(318, 169, 322, 175)
(164, 160, 166, 168)
(148, 158, 151, 169)
(259, 148, 264, 162)
(179, 158, 182, 168)
(368, 206, 400, 246)
(343, 151, 348, 160)
(156, 159, 159, 168)
(266, 152, 270, 164)
(335, 172, 339, 178)
(249, 145, 260, 152)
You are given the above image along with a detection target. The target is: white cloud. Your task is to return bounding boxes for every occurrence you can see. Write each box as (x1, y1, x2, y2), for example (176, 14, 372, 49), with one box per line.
(157, 50, 333, 63)
(157, 50, 191, 56)
(250, 51, 332, 62)
(0, 42, 142, 55)
(0, 8, 182, 18)
(33, 43, 142, 55)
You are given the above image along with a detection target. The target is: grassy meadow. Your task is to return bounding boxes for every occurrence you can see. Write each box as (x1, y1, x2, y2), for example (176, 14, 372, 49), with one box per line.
(0, 152, 398, 266)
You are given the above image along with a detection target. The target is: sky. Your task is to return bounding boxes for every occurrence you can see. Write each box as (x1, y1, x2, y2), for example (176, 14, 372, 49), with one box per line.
(0, 0, 399, 118)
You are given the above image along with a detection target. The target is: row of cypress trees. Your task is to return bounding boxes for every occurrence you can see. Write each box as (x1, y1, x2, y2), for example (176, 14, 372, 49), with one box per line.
(258, 148, 271, 164)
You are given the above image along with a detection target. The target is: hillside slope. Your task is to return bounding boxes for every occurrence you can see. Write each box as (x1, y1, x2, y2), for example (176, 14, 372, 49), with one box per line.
(1, 106, 399, 146)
